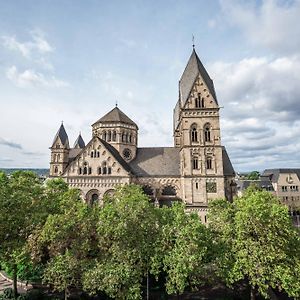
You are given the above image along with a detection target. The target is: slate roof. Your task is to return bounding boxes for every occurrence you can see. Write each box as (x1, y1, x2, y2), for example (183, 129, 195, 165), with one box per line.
(222, 147, 235, 176)
(73, 133, 85, 148)
(179, 49, 218, 107)
(129, 147, 181, 176)
(236, 178, 274, 191)
(262, 169, 300, 182)
(93, 107, 138, 128)
(51, 123, 69, 147)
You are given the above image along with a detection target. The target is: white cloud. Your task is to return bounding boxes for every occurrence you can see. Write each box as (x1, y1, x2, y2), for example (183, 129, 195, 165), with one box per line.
(209, 54, 300, 170)
(219, 0, 300, 54)
(2, 30, 54, 58)
(6, 66, 69, 88)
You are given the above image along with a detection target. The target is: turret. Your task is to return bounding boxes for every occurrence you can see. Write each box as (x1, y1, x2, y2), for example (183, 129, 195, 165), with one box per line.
(73, 133, 85, 149)
(49, 123, 70, 176)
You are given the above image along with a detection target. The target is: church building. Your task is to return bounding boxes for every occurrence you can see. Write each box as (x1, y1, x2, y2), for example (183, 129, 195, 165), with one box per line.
(49, 49, 235, 222)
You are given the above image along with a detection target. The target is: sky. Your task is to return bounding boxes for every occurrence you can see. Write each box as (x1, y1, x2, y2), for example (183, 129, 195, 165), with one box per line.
(0, 0, 300, 172)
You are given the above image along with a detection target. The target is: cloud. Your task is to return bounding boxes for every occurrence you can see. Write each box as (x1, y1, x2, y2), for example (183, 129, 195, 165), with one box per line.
(219, 0, 300, 54)
(0, 137, 23, 150)
(2, 30, 54, 58)
(6, 65, 69, 88)
(208, 54, 300, 170)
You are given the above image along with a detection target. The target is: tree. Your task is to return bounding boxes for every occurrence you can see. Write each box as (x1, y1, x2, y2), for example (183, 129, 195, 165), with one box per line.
(83, 184, 159, 300)
(0, 171, 44, 299)
(208, 189, 300, 299)
(151, 204, 213, 296)
(28, 188, 99, 300)
(247, 171, 260, 180)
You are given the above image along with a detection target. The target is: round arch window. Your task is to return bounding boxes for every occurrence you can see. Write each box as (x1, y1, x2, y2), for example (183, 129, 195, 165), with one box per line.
(91, 193, 99, 205)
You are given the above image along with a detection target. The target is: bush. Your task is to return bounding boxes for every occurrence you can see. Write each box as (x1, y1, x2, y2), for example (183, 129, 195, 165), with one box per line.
(25, 289, 45, 300)
(3, 288, 14, 299)
(17, 295, 28, 300)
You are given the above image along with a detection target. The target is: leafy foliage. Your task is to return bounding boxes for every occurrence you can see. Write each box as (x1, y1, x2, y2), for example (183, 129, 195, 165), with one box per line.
(208, 188, 300, 299)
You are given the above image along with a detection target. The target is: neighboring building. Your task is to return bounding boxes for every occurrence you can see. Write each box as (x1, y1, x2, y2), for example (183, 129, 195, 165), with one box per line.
(262, 169, 300, 214)
(49, 48, 235, 222)
(236, 176, 274, 197)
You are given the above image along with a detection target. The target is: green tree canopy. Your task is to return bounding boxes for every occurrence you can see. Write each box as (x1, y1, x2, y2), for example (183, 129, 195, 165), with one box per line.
(208, 188, 300, 299)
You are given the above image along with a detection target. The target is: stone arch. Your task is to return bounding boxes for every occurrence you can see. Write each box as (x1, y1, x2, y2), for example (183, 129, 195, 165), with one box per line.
(86, 189, 100, 205)
(161, 185, 177, 196)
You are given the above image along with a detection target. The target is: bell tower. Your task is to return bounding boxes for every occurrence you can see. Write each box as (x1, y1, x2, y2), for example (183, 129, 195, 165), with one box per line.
(174, 49, 226, 207)
(49, 123, 70, 177)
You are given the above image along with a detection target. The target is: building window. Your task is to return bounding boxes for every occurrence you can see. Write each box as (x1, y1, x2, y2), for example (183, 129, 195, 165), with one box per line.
(97, 151, 100, 158)
(79, 167, 82, 175)
(91, 151, 94, 158)
(142, 185, 154, 196)
(162, 185, 176, 196)
(88, 167, 92, 175)
(195, 93, 204, 108)
(192, 157, 199, 169)
(83, 167, 87, 175)
(98, 167, 101, 175)
(108, 167, 112, 174)
(54, 166, 58, 173)
(107, 131, 111, 142)
(122, 132, 125, 142)
(102, 131, 107, 141)
(195, 182, 199, 189)
(91, 193, 99, 206)
(206, 158, 212, 169)
(282, 186, 288, 192)
(204, 124, 211, 142)
(129, 134, 132, 143)
(56, 144, 60, 148)
(112, 131, 117, 141)
(191, 125, 198, 142)
(290, 185, 299, 192)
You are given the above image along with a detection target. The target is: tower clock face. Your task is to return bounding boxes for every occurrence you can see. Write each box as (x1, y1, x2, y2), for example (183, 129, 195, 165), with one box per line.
(123, 148, 132, 160)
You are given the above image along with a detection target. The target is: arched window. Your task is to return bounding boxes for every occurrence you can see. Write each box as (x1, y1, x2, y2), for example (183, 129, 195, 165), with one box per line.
(122, 132, 125, 142)
(56, 144, 60, 148)
(206, 157, 212, 170)
(102, 161, 107, 174)
(142, 185, 154, 196)
(97, 151, 100, 158)
(54, 166, 58, 173)
(57, 154, 60, 161)
(91, 151, 94, 158)
(191, 125, 198, 143)
(91, 193, 99, 206)
(129, 134, 132, 143)
(195, 93, 201, 108)
(204, 124, 211, 142)
(125, 133, 128, 143)
(83, 167, 88, 175)
(98, 167, 101, 175)
(192, 157, 199, 169)
(112, 131, 117, 141)
(108, 167, 112, 174)
(102, 131, 107, 141)
(88, 167, 92, 174)
(201, 97, 205, 108)
(79, 167, 82, 175)
(107, 131, 111, 142)
(162, 185, 177, 196)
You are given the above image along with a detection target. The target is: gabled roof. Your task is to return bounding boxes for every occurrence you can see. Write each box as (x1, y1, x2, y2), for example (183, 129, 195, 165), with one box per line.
(179, 49, 218, 106)
(73, 133, 85, 149)
(92, 107, 138, 128)
(51, 123, 69, 148)
(222, 147, 235, 176)
(129, 147, 180, 176)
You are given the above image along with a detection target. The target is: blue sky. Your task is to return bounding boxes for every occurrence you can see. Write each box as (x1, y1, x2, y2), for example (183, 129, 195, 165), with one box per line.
(0, 0, 300, 172)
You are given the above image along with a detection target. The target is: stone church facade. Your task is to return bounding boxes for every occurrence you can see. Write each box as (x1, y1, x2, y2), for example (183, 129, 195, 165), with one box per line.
(49, 49, 235, 222)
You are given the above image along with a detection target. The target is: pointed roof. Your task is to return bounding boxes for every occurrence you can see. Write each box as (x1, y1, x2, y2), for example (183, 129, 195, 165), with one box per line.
(51, 123, 69, 148)
(92, 107, 138, 128)
(179, 49, 218, 106)
(73, 133, 85, 149)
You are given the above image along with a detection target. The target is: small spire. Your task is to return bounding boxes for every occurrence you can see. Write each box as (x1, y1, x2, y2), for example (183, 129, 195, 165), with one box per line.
(115, 100, 118, 107)
(192, 35, 195, 49)
(61, 120, 64, 125)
